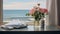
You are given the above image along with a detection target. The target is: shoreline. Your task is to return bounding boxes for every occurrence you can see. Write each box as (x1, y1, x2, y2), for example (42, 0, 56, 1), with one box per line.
(3, 21, 35, 26)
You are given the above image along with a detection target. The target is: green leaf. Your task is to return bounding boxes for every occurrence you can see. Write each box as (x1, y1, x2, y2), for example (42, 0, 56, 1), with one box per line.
(26, 13, 30, 16)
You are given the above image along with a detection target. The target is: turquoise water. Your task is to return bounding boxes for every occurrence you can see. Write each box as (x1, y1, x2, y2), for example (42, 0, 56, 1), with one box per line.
(3, 10, 33, 21)
(3, 10, 29, 18)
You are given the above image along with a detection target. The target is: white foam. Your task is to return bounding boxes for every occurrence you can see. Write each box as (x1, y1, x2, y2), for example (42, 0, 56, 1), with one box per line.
(4, 19, 26, 25)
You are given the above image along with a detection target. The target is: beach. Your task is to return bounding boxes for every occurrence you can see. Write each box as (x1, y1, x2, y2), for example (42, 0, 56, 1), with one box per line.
(3, 21, 34, 26)
(3, 10, 38, 26)
(3, 20, 42, 26)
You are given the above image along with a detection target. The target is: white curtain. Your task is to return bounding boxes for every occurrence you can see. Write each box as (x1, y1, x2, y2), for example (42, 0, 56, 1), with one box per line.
(46, 0, 58, 26)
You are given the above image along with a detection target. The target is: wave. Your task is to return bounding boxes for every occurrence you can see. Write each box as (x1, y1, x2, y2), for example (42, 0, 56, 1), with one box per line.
(3, 17, 34, 22)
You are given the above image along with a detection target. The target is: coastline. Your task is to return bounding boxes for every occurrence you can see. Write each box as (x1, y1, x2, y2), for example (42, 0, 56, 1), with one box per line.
(3, 21, 35, 26)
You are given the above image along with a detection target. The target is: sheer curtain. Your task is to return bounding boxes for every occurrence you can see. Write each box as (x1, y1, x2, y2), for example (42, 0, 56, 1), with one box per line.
(46, 0, 58, 26)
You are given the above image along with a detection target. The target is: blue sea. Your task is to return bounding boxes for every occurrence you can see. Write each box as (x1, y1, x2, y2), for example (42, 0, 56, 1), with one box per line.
(3, 10, 33, 21)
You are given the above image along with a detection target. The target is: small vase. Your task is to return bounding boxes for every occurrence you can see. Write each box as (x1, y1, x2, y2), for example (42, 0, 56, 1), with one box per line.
(40, 18, 45, 29)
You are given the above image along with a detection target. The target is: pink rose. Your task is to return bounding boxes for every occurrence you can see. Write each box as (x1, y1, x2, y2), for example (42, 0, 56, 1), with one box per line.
(29, 8, 48, 15)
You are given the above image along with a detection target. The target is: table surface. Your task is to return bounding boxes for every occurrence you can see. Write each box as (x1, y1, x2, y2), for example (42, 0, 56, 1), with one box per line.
(0, 25, 44, 31)
(0, 25, 60, 31)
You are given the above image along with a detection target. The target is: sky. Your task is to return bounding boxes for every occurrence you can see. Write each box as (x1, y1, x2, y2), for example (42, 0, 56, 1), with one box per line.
(3, 0, 47, 10)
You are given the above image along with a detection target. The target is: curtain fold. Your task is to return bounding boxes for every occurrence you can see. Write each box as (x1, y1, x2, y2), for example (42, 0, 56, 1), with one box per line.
(46, 0, 58, 26)
(0, 0, 3, 25)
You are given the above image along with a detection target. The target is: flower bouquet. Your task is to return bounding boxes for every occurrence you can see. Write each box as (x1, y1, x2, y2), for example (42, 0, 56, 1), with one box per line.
(26, 8, 48, 26)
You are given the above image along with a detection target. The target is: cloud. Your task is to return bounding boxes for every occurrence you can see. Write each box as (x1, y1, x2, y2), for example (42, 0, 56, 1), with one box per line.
(3, 0, 9, 2)
(3, 1, 46, 10)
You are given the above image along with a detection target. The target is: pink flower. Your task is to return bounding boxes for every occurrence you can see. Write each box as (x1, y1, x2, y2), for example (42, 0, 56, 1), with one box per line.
(40, 8, 48, 13)
(29, 8, 35, 15)
(29, 8, 48, 15)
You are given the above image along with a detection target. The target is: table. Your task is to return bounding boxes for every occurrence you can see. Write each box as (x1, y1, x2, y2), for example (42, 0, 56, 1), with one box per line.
(0, 25, 43, 31)
(0, 25, 59, 31)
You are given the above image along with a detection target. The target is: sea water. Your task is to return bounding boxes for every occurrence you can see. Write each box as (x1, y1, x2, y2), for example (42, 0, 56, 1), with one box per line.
(3, 10, 34, 22)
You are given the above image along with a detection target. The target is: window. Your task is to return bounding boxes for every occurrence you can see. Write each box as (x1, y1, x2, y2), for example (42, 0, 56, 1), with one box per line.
(0, 0, 58, 31)
(3, 0, 47, 22)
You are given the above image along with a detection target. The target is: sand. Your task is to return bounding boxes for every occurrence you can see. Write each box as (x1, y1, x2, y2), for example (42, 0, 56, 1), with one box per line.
(3, 21, 41, 26)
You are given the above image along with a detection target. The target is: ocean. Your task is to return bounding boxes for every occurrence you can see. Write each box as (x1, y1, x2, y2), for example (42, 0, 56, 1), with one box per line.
(3, 10, 34, 22)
